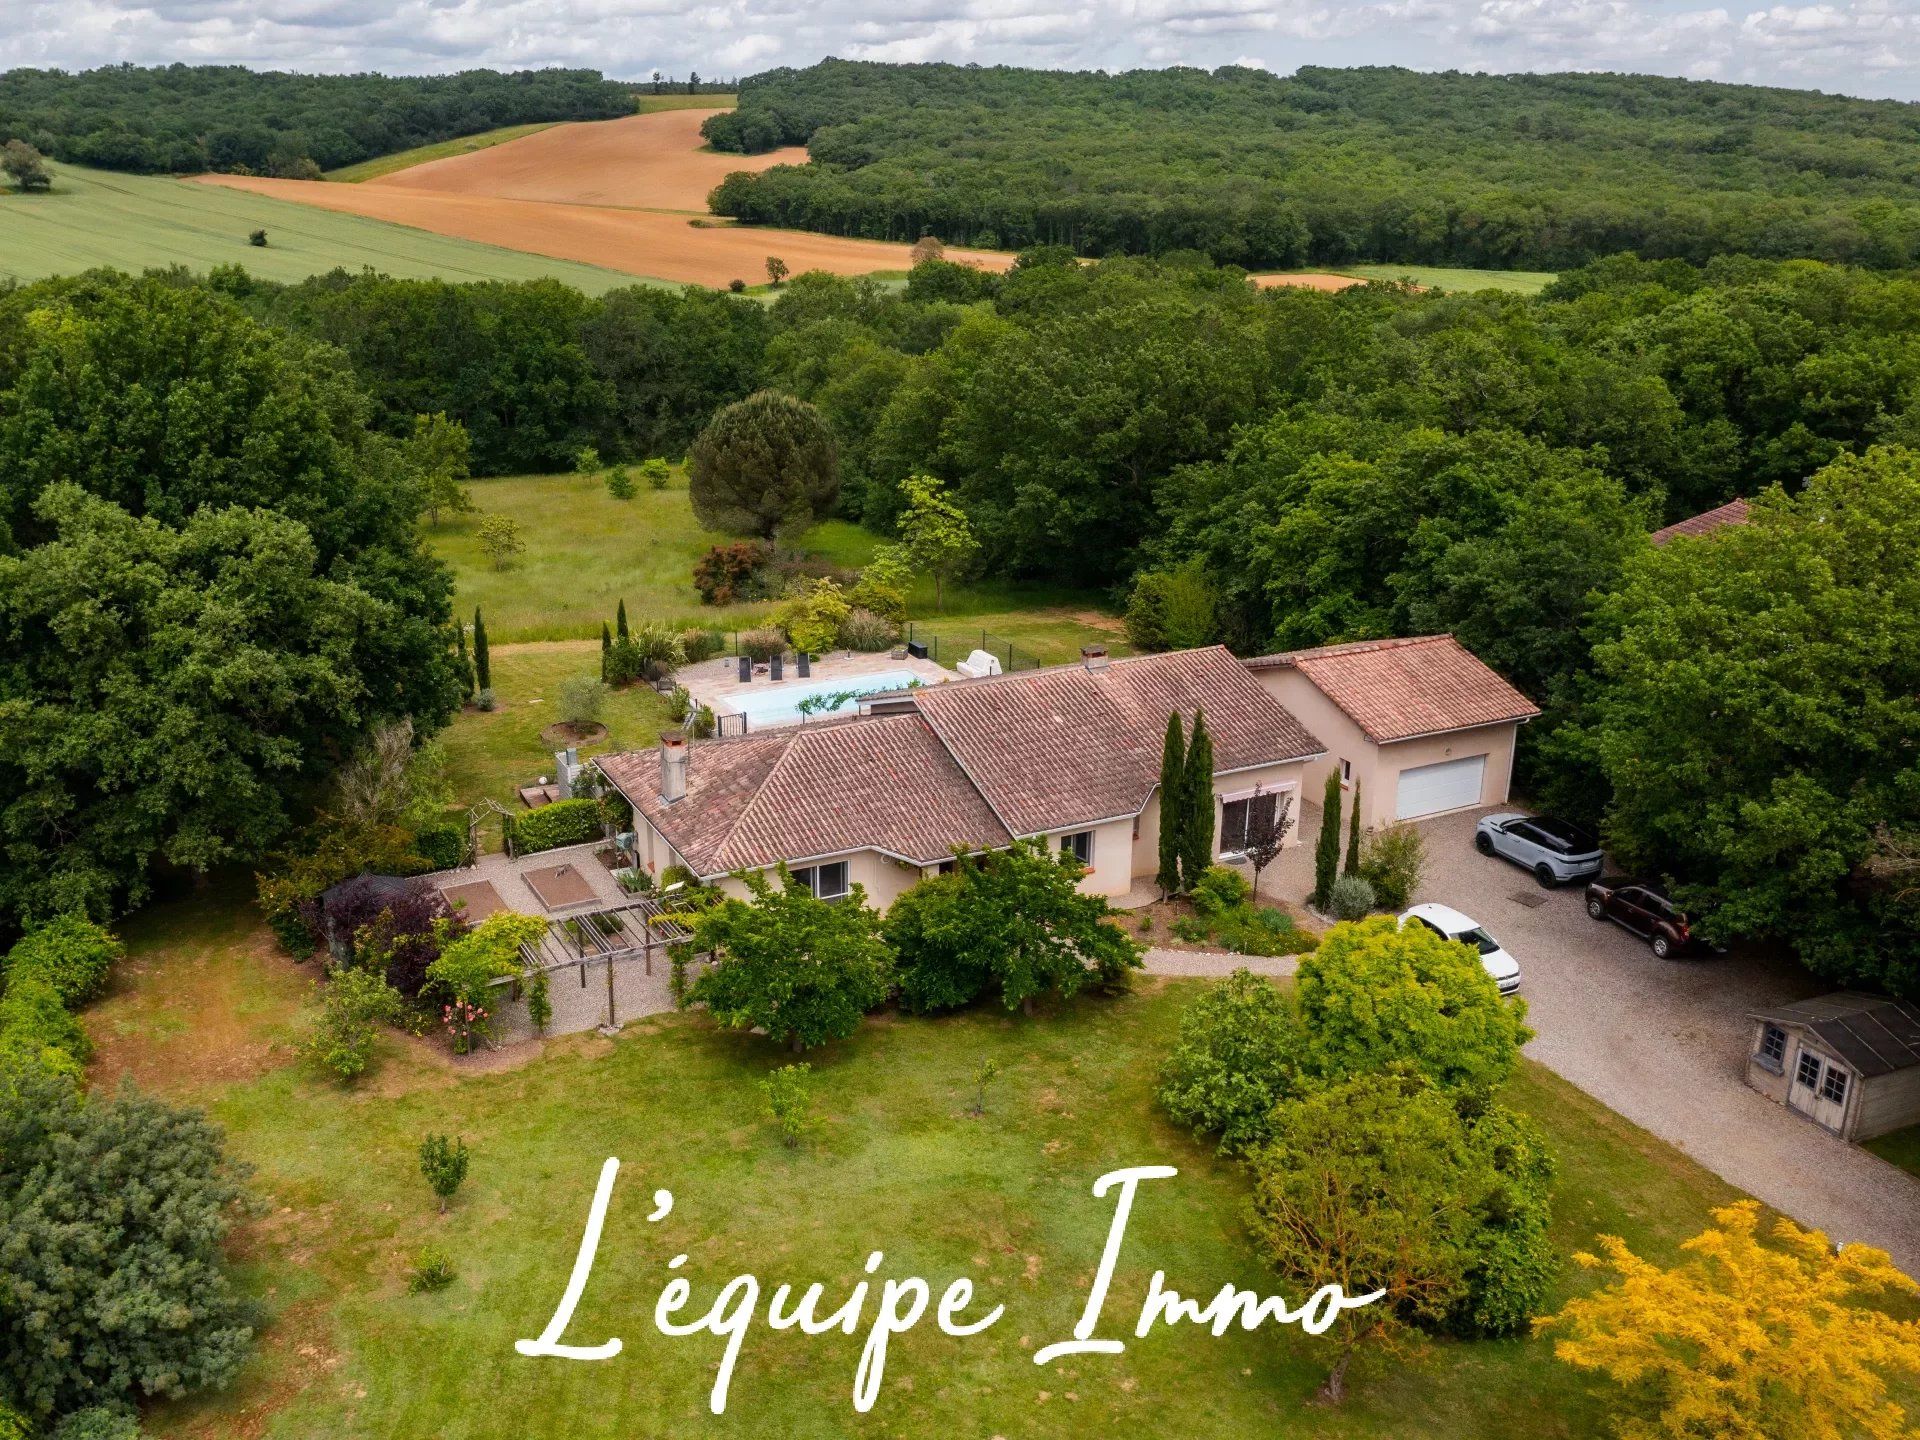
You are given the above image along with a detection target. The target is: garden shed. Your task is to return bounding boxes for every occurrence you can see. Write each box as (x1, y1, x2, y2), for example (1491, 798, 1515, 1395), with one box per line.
(1744, 992, 1920, 1141)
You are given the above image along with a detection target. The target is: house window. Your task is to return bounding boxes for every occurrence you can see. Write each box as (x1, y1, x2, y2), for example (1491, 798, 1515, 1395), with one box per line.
(792, 860, 850, 900)
(1340, 758, 1353, 783)
(1819, 1066, 1849, 1106)
(1059, 830, 1094, 868)
(1795, 1051, 1823, 1090)
(936, 859, 956, 876)
(1756, 1024, 1787, 1071)
(1220, 791, 1280, 857)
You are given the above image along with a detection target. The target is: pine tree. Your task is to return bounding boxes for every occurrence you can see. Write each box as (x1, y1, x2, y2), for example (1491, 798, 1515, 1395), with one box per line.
(1313, 769, 1342, 910)
(616, 599, 630, 644)
(1345, 783, 1363, 875)
(1180, 708, 1215, 889)
(473, 607, 491, 692)
(1157, 712, 1186, 894)
(600, 622, 612, 683)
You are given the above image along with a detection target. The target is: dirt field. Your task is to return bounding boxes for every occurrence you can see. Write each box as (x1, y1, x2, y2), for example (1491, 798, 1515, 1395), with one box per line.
(1250, 271, 1370, 290)
(366, 108, 807, 212)
(196, 173, 1015, 288)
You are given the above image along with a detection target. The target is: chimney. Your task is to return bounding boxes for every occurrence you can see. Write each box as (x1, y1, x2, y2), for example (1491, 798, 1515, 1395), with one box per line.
(658, 729, 688, 804)
(1080, 644, 1110, 672)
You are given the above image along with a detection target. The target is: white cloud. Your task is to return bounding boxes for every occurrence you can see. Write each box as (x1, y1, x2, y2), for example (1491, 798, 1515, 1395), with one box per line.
(2, 0, 1918, 99)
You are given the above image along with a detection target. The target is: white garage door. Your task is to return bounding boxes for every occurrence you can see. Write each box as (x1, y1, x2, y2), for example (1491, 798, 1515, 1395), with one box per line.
(1394, 755, 1487, 820)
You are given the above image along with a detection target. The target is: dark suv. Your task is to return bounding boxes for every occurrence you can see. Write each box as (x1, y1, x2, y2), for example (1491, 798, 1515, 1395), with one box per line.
(1584, 879, 1708, 959)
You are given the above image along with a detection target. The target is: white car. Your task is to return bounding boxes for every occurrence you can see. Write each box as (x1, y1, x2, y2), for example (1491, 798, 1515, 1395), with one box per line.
(1400, 903, 1522, 996)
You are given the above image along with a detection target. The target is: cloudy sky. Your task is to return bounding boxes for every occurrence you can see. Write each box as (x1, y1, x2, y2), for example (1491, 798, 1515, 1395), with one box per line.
(3, 0, 1919, 102)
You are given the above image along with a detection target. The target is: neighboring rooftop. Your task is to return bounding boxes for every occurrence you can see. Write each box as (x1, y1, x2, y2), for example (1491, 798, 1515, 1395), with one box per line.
(597, 713, 1012, 877)
(1651, 497, 1751, 546)
(908, 645, 1325, 836)
(1244, 634, 1540, 744)
(1749, 993, 1920, 1078)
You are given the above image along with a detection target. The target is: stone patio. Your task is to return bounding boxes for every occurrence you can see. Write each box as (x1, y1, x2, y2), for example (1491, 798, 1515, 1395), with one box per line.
(676, 650, 957, 731)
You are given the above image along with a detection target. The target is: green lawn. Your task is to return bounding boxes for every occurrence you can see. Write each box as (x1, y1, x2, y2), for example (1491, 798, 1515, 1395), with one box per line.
(435, 473, 1127, 667)
(1866, 1124, 1920, 1180)
(87, 895, 1772, 1440)
(1340, 265, 1558, 295)
(324, 124, 564, 183)
(0, 164, 658, 293)
(442, 641, 673, 809)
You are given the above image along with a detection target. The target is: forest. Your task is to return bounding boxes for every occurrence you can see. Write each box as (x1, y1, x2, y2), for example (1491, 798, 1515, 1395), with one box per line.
(704, 61, 1920, 271)
(0, 64, 634, 176)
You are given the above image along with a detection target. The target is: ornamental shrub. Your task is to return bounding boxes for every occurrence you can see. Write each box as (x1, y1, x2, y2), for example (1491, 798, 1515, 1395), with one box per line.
(838, 606, 897, 651)
(738, 626, 786, 662)
(508, 798, 602, 854)
(1189, 864, 1252, 920)
(1329, 872, 1377, 921)
(408, 1244, 458, 1294)
(692, 540, 772, 605)
(1157, 969, 1301, 1152)
(640, 458, 672, 490)
(51, 1407, 143, 1440)
(4, 915, 121, 1005)
(779, 578, 851, 655)
(1359, 823, 1427, 911)
(679, 627, 725, 663)
(411, 822, 466, 872)
(0, 975, 90, 1071)
(302, 968, 403, 1083)
(605, 467, 635, 499)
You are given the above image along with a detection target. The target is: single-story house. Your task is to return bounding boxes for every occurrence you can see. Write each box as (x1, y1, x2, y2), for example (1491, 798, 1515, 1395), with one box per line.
(1241, 635, 1539, 829)
(1651, 497, 1750, 546)
(1745, 993, 1920, 1141)
(595, 645, 1326, 908)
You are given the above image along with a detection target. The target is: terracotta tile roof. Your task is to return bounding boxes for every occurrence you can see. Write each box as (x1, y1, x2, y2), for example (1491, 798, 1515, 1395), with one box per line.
(908, 646, 1324, 836)
(595, 714, 1012, 878)
(1243, 635, 1538, 744)
(1651, 497, 1750, 546)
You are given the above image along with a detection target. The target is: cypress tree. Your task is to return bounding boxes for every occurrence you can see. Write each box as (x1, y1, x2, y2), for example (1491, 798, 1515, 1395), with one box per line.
(601, 622, 612, 683)
(1156, 711, 1186, 894)
(1312, 769, 1342, 910)
(616, 599, 630, 644)
(455, 620, 473, 700)
(1180, 708, 1215, 889)
(1344, 783, 1363, 875)
(473, 607, 491, 692)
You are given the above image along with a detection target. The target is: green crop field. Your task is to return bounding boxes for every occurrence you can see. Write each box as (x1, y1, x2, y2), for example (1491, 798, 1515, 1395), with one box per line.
(1341, 265, 1558, 294)
(324, 123, 563, 182)
(0, 164, 665, 292)
(636, 92, 739, 112)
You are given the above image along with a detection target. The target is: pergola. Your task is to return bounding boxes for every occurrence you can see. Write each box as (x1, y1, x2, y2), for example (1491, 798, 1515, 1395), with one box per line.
(510, 895, 694, 1031)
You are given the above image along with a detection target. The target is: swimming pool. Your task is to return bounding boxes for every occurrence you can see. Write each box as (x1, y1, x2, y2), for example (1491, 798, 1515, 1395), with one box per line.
(723, 670, 924, 729)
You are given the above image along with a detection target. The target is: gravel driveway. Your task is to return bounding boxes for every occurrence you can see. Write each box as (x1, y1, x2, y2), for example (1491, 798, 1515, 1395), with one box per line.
(1414, 806, 1920, 1274)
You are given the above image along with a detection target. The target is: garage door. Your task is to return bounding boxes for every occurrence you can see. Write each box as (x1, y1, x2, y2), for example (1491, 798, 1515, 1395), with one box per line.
(1394, 755, 1487, 820)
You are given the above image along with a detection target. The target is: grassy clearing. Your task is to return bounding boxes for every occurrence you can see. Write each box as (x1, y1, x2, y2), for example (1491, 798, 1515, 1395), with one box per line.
(0, 164, 659, 292)
(83, 900, 1772, 1440)
(434, 473, 1127, 667)
(1866, 1124, 1920, 1180)
(441, 641, 673, 808)
(324, 124, 563, 183)
(1341, 265, 1558, 295)
(637, 93, 739, 113)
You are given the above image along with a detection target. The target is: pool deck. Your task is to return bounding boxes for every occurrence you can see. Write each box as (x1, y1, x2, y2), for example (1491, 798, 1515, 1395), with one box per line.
(677, 651, 958, 730)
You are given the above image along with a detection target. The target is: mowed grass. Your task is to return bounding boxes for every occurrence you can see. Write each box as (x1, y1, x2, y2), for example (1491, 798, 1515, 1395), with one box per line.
(1866, 1124, 1920, 1180)
(324, 124, 564, 183)
(83, 893, 1777, 1440)
(0, 164, 663, 292)
(435, 472, 1128, 666)
(1342, 265, 1559, 294)
(441, 641, 674, 808)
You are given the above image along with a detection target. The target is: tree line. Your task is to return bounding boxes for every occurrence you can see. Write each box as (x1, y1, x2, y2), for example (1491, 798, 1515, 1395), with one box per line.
(0, 64, 634, 176)
(703, 61, 1920, 271)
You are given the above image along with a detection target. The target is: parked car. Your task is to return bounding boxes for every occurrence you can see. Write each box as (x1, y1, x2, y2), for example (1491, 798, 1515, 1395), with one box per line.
(1399, 903, 1522, 996)
(1474, 812, 1604, 886)
(1583, 879, 1709, 959)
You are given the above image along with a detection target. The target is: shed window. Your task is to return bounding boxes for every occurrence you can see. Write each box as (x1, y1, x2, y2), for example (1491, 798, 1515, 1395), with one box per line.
(1795, 1051, 1823, 1090)
(1819, 1067, 1849, 1106)
(1756, 1024, 1786, 1070)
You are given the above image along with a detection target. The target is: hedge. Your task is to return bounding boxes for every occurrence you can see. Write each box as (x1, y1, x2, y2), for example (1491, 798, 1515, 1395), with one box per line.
(412, 823, 467, 872)
(508, 798, 602, 854)
(0, 975, 91, 1077)
(4, 915, 122, 1005)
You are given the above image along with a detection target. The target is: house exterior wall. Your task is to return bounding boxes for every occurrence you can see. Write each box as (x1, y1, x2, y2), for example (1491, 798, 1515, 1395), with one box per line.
(1130, 758, 1308, 884)
(1250, 668, 1517, 828)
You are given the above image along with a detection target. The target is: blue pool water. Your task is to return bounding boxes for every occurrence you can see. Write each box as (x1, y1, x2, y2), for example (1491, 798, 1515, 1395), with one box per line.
(723, 670, 924, 729)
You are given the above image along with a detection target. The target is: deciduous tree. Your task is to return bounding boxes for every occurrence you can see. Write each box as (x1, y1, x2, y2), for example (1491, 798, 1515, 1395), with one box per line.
(1538, 1201, 1920, 1440)
(895, 473, 978, 612)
